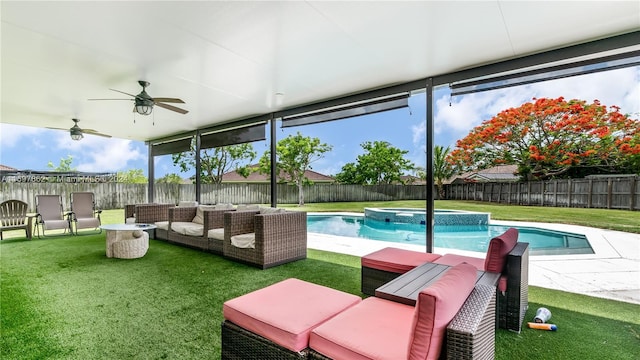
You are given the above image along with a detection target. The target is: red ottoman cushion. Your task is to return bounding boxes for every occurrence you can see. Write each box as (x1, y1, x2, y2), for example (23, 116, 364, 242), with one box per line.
(433, 253, 485, 271)
(223, 278, 361, 352)
(362, 247, 442, 273)
(310, 297, 415, 360)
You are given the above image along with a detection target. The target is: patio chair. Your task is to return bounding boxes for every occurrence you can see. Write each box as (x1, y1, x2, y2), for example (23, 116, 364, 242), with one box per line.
(34, 195, 71, 237)
(0, 199, 30, 240)
(69, 192, 102, 235)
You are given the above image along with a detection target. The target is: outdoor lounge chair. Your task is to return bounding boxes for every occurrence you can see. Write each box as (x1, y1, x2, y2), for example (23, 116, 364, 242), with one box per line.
(69, 192, 102, 235)
(34, 195, 71, 237)
(223, 208, 307, 269)
(0, 199, 30, 240)
(167, 204, 235, 253)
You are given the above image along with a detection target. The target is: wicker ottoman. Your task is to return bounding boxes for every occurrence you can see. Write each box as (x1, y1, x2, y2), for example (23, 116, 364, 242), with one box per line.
(107, 230, 149, 259)
(222, 278, 361, 360)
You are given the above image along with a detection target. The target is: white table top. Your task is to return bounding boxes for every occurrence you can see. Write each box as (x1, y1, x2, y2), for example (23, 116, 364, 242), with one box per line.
(100, 223, 157, 231)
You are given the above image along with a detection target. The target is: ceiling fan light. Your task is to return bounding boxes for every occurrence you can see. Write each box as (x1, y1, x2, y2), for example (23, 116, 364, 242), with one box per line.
(135, 104, 153, 115)
(70, 128, 83, 140)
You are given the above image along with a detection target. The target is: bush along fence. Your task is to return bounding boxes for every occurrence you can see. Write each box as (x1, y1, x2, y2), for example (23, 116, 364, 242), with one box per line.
(445, 176, 639, 211)
(0, 183, 427, 212)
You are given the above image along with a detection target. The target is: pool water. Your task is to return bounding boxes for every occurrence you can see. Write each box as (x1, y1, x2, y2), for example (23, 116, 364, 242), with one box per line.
(307, 215, 593, 255)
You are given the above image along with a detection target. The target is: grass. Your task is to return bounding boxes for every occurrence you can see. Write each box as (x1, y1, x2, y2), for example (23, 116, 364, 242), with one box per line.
(281, 200, 640, 234)
(1, 204, 639, 359)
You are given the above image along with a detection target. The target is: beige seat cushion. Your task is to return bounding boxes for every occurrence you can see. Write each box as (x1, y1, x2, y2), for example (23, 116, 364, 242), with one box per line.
(155, 221, 169, 230)
(208, 227, 225, 240)
(231, 233, 255, 248)
(171, 222, 204, 236)
(192, 205, 216, 225)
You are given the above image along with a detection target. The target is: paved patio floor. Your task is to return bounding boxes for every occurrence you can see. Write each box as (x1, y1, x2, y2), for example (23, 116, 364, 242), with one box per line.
(307, 215, 640, 305)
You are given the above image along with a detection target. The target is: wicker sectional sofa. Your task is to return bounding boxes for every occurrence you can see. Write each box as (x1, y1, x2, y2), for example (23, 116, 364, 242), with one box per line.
(223, 209, 307, 269)
(360, 228, 529, 333)
(166, 205, 234, 254)
(222, 264, 497, 359)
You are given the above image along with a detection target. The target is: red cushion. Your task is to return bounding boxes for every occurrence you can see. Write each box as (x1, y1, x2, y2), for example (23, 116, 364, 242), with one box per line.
(407, 263, 477, 360)
(309, 297, 415, 360)
(223, 278, 361, 352)
(362, 247, 442, 273)
(484, 228, 519, 273)
(433, 253, 485, 271)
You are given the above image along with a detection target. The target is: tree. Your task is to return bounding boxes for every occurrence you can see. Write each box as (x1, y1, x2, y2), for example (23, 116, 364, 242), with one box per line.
(449, 97, 640, 180)
(172, 143, 256, 184)
(257, 132, 332, 206)
(433, 145, 454, 199)
(47, 155, 76, 172)
(156, 173, 183, 184)
(335, 141, 414, 185)
(117, 169, 147, 183)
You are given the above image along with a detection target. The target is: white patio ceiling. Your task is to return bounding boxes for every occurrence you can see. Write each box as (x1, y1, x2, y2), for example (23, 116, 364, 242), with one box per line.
(2, 1, 639, 142)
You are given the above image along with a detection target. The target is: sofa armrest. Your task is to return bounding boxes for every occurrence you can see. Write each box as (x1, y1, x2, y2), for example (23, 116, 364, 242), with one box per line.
(169, 206, 198, 223)
(501, 241, 529, 332)
(203, 209, 233, 230)
(446, 284, 496, 359)
(224, 210, 260, 237)
(124, 204, 136, 220)
(135, 203, 174, 223)
(254, 211, 307, 251)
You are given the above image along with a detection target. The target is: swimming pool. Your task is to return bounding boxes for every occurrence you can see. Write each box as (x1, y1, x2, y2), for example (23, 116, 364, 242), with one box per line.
(307, 214, 594, 255)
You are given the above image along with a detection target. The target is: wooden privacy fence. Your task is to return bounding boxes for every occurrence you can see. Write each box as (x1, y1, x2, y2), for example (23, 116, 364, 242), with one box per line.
(445, 176, 639, 211)
(0, 183, 427, 212)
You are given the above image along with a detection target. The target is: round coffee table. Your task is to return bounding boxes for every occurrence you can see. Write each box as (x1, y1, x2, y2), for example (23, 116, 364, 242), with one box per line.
(101, 223, 157, 259)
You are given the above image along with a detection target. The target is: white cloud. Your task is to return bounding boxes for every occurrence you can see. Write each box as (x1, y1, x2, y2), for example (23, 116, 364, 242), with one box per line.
(53, 134, 145, 172)
(0, 123, 43, 148)
(411, 121, 426, 146)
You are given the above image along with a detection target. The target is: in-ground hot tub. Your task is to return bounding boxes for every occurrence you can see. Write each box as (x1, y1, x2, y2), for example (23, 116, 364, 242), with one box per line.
(363, 208, 490, 226)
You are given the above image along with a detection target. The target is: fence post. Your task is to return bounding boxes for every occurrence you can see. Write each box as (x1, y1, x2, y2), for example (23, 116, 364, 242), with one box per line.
(567, 179, 572, 208)
(630, 177, 637, 211)
(587, 179, 593, 208)
(607, 178, 613, 209)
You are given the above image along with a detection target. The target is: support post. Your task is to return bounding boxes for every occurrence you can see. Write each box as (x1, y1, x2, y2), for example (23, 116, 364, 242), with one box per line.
(426, 79, 435, 254)
(270, 114, 277, 208)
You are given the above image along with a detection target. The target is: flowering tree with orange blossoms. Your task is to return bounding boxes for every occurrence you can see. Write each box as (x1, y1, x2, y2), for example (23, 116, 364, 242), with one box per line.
(448, 97, 640, 180)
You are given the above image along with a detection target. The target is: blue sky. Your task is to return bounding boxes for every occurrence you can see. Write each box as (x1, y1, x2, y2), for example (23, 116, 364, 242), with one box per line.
(1, 67, 638, 179)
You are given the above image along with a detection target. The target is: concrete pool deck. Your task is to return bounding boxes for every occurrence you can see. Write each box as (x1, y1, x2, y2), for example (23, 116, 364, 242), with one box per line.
(306, 213, 640, 305)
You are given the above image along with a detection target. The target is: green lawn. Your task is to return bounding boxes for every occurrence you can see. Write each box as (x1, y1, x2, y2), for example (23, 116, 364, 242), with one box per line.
(1, 204, 639, 359)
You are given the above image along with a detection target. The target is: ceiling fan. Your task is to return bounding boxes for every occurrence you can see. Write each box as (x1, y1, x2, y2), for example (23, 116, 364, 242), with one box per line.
(47, 118, 112, 141)
(90, 80, 188, 115)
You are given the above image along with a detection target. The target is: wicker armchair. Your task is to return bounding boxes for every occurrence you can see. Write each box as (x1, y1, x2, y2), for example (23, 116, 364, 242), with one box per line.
(223, 210, 307, 269)
(167, 206, 232, 253)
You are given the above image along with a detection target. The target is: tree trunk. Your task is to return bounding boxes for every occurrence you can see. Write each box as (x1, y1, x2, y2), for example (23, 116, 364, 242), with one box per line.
(297, 182, 304, 206)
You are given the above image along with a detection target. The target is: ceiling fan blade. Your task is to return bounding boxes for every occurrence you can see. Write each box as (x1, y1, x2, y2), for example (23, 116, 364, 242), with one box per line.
(88, 98, 132, 101)
(83, 129, 112, 138)
(153, 97, 185, 104)
(109, 88, 139, 98)
(155, 102, 189, 114)
(45, 126, 67, 131)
